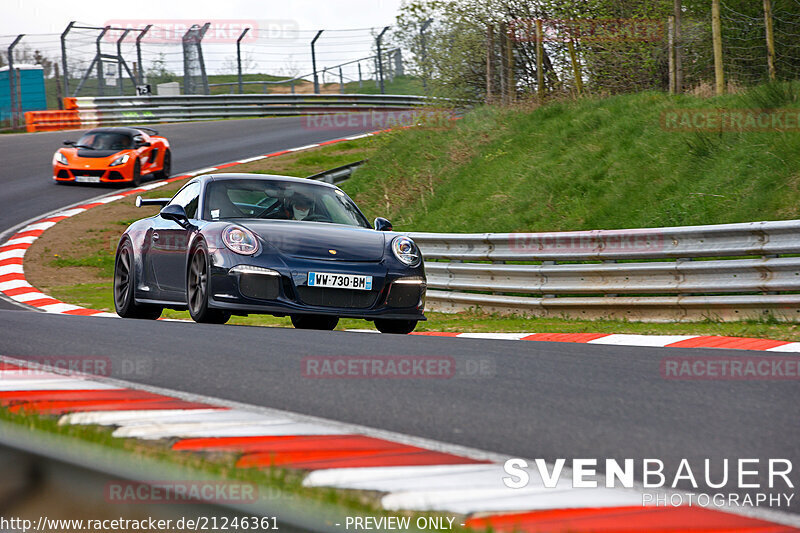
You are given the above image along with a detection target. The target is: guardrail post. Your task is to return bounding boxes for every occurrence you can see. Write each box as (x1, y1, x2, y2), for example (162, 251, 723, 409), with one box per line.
(339, 67, 344, 94)
(377, 26, 390, 94)
(311, 30, 324, 94)
(136, 25, 151, 86)
(236, 27, 250, 94)
(7, 35, 23, 129)
(358, 62, 363, 89)
(61, 22, 74, 98)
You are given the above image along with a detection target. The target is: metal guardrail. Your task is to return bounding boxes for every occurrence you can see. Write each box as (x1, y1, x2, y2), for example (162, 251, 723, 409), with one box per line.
(308, 160, 366, 184)
(407, 220, 800, 322)
(60, 94, 439, 127)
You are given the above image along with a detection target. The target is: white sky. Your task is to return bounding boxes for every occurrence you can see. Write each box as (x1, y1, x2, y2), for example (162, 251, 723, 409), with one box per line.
(1, 0, 403, 35)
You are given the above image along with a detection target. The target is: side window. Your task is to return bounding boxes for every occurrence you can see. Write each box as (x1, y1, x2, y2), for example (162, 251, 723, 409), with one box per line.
(168, 182, 201, 219)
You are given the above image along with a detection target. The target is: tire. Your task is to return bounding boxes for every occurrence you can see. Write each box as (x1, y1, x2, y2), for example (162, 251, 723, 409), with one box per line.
(375, 319, 418, 334)
(132, 159, 142, 187)
(291, 314, 339, 330)
(187, 243, 231, 324)
(114, 239, 162, 320)
(158, 150, 171, 179)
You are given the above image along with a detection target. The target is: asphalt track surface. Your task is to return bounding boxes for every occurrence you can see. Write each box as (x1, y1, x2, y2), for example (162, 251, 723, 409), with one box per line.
(0, 117, 798, 513)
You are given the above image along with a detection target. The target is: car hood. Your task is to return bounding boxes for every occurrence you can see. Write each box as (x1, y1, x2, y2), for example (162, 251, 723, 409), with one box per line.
(74, 148, 125, 159)
(240, 220, 386, 261)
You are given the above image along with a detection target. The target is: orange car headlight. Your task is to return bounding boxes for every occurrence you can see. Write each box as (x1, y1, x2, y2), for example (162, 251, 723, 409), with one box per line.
(53, 151, 67, 165)
(109, 154, 130, 167)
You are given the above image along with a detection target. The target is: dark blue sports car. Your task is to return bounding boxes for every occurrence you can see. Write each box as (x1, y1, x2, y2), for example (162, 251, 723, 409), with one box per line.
(113, 174, 426, 333)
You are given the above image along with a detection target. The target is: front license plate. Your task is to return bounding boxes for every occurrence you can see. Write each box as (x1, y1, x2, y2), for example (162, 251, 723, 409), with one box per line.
(75, 175, 100, 183)
(308, 272, 372, 290)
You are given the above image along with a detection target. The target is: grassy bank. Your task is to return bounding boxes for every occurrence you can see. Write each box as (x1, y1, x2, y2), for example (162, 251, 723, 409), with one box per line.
(343, 82, 800, 232)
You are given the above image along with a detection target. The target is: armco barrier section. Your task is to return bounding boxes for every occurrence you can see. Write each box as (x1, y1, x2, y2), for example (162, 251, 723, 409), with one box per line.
(407, 220, 800, 322)
(56, 94, 438, 127)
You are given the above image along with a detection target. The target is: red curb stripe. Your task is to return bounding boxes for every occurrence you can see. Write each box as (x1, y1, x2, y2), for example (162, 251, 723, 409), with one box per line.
(0, 257, 24, 267)
(63, 308, 104, 316)
(0, 363, 24, 370)
(277, 450, 490, 470)
(0, 244, 30, 253)
(77, 202, 104, 210)
(38, 216, 69, 224)
(317, 139, 345, 146)
(0, 273, 26, 283)
(520, 332, 612, 343)
(465, 505, 792, 533)
(666, 336, 790, 350)
(0, 390, 159, 405)
(2, 286, 38, 297)
(214, 162, 241, 169)
(23, 298, 62, 307)
(10, 398, 216, 415)
(265, 150, 290, 157)
(10, 229, 44, 239)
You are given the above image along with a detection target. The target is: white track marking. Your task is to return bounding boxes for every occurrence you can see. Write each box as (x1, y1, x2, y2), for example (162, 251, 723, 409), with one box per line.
(237, 156, 266, 164)
(116, 421, 346, 440)
(60, 408, 226, 426)
(587, 334, 698, 347)
(287, 144, 320, 152)
(767, 342, 800, 352)
(381, 486, 643, 514)
(458, 333, 531, 341)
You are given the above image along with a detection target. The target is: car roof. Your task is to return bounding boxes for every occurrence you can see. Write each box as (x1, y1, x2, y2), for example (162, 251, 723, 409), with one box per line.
(85, 127, 155, 137)
(200, 173, 338, 189)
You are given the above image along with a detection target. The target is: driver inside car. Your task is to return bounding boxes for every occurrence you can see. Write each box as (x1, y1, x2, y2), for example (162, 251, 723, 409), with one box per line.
(291, 193, 315, 221)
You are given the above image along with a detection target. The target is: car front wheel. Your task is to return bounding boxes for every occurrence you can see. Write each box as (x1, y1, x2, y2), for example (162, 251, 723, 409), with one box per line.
(187, 243, 231, 324)
(114, 239, 162, 319)
(374, 319, 418, 334)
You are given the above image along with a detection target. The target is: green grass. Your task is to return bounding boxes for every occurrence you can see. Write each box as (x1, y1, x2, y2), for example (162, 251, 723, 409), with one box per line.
(342, 82, 800, 232)
(344, 74, 425, 96)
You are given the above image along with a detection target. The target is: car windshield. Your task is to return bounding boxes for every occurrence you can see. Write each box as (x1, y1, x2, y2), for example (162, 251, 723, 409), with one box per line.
(77, 132, 132, 150)
(203, 179, 371, 228)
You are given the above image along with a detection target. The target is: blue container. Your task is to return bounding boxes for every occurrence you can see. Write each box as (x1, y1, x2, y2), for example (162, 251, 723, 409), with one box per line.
(0, 64, 47, 121)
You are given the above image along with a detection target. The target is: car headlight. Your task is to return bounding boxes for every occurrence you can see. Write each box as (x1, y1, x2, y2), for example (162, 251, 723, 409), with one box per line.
(391, 236, 421, 266)
(53, 151, 67, 165)
(109, 154, 130, 167)
(222, 225, 259, 255)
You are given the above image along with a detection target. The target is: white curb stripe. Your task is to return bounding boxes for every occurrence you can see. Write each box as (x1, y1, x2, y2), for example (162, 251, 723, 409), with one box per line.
(458, 333, 531, 341)
(117, 422, 346, 440)
(767, 342, 800, 352)
(113, 417, 294, 438)
(381, 486, 643, 514)
(0, 264, 24, 275)
(287, 144, 320, 152)
(587, 334, 699, 347)
(0, 249, 26, 261)
(0, 379, 118, 391)
(19, 221, 57, 232)
(237, 156, 266, 164)
(39, 303, 84, 313)
(0, 280, 32, 291)
(303, 464, 494, 488)
(60, 408, 226, 426)
(4, 236, 38, 246)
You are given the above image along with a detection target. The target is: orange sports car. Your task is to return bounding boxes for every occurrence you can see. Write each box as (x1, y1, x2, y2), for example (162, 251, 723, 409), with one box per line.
(53, 126, 171, 186)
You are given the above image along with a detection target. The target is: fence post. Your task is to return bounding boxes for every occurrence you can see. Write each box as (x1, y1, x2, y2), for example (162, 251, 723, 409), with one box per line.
(197, 23, 210, 95)
(311, 30, 323, 94)
(486, 24, 494, 104)
(358, 62, 363, 89)
(237, 27, 250, 94)
(711, 0, 724, 95)
(567, 38, 583, 97)
(674, 0, 683, 92)
(339, 67, 344, 94)
(668, 16, 676, 94)
(96, 26, 110, 96)
(136, 25, 151, 86)
(420, 19, 432, 93)
(535, 19, 544, 103)
(61, 22, 74, 98)
(763, 0, 776, 81)
(377, 26, 390, 94)
(116, 29, 131, 95)
(8, 35, 23, 129)
(505, 24, 514, 103)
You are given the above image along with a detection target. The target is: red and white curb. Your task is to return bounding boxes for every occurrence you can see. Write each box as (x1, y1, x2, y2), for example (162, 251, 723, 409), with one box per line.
(409, 332, 800, 352)
(1, 356, 796, 532)
(0, 131, 387, 317)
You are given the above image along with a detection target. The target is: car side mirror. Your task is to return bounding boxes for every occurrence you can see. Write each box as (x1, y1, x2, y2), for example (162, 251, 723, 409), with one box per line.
(136, 141, 151, 148)
(160, 204, 188, 225)
(374, 217, 393, 231)
(63, 140, 75, 146)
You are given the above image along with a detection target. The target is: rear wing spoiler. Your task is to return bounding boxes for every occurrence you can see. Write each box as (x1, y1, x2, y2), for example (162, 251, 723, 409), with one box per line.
(133, 126, 159, 136)
(135, 196, 169, 208)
